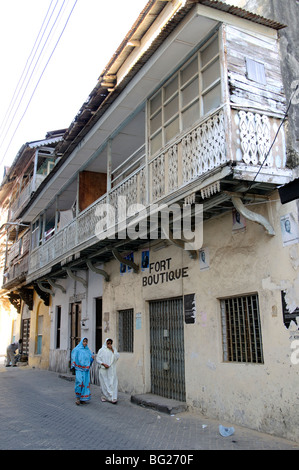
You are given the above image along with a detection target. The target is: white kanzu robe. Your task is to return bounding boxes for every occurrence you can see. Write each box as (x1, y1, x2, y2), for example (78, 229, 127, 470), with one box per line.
(96, 339, 120, 402)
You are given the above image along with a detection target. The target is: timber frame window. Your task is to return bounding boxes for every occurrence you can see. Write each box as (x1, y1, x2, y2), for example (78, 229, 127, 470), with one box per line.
(148, 33, 221, 156)
(118, 308, 134, 353)
(221, 294, 264, 364)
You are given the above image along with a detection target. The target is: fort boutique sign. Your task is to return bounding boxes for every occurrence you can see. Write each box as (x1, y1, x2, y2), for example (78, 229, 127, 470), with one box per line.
(142, 257, 189, 286)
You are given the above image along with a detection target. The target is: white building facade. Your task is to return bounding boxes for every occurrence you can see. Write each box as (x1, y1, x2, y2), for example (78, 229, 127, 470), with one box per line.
(3, 1, 299, 441)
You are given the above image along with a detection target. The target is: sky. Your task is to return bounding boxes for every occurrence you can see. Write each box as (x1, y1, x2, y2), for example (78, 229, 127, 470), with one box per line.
(0, 0, 149, 182)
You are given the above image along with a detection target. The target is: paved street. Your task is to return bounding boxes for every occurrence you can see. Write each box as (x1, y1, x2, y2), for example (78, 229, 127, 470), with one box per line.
(0, 364, 298, 453)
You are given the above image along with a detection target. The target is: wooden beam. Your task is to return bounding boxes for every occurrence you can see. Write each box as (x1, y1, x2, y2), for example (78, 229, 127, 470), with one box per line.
(66, 268, 88, 288)
(112, 248, 139, 273)
(86, 260, 110, 282)
(231, 196, 275, 236)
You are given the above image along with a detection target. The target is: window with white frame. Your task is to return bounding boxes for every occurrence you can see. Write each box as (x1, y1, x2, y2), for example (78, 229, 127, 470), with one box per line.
(221, 294, 264, 364)
(148, 33, 221, 156)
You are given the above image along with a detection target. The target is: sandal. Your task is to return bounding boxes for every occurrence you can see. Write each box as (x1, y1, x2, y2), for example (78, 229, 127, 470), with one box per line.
(76, 398, 80, 405)
(101, 397, 107, 402)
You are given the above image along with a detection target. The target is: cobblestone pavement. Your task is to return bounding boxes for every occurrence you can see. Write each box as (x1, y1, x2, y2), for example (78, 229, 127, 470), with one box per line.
(0, 365, 298, 453)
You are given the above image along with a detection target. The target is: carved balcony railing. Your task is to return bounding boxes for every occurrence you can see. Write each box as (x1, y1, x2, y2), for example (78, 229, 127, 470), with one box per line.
(27, 105, 287, 277)
(149, 108, 227, 203)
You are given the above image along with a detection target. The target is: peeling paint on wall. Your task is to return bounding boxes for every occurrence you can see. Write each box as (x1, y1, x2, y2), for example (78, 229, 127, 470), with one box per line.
(289, 245, 299, 270)
(261, 276, 290, 292)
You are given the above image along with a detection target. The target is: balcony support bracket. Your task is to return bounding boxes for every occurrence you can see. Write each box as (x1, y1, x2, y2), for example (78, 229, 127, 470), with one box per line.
(66, 268, 88, 288)
(164, 228, 198, 259)
(112, 249, 139, 273)
(86, 260, 110, 282)
(37, 281, 54, 296)
(231, 196, 275, 236)
(47, 278, 66, 294)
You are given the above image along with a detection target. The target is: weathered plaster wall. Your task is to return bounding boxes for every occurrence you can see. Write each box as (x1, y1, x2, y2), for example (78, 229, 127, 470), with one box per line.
(102, 192, 299, 441)
(183, 193, 299, 441)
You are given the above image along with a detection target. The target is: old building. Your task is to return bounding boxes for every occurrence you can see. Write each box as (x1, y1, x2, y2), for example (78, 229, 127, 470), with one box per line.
(0, 130, 65, 365)
(2, 0, 299, 441)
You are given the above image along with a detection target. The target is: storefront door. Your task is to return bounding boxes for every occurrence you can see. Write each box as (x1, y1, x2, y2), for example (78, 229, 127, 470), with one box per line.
(150, 297, 186, 402)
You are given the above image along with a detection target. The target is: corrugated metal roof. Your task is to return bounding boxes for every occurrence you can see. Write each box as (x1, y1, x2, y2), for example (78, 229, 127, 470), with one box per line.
(193, 0, 286, 30)
(28, 135, 63, 149)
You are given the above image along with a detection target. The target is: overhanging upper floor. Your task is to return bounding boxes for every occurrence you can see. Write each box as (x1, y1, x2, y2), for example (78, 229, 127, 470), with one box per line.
(1, 0, 291, 289)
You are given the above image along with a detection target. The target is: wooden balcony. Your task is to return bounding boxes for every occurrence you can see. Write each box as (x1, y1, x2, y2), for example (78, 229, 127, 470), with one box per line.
(2, 231, 30, 288)
(27, 105, 290, 280)
(3, 253, 29, 288)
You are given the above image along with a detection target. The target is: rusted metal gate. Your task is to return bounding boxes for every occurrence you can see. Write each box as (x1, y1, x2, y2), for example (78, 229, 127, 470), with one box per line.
(150, 297, 186, 402)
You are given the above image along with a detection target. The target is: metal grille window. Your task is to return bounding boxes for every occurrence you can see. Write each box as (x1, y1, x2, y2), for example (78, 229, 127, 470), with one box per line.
(118, 309, 134, 352)
(221, 294, 264, 364)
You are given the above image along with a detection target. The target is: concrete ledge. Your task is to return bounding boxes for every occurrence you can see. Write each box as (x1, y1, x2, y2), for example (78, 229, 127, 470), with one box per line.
(131, 393, 188, 415)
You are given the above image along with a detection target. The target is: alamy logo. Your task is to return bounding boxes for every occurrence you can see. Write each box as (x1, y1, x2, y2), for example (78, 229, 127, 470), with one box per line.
(94, 196, 203, 251)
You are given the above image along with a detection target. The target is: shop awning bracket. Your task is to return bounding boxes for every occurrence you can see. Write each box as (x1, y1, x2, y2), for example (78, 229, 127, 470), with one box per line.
(112, 248, 139, 273)
(231, 196, 275, 236)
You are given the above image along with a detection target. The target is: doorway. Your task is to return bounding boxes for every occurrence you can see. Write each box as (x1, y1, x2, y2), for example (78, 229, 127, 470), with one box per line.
(21, 318, 30, 357)
(149, 297, 186, 402)
(95, 297, 102, 353)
